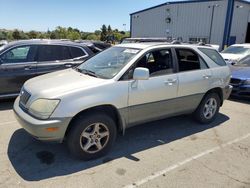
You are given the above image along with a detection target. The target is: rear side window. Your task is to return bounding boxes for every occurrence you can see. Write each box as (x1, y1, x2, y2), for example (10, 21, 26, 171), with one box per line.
(199, 48, 226, 66)
(70, 47, 86, 58)
(176, 48, 207, 72)
(38, 45, 71, 61)
(1, 45, 37, 63)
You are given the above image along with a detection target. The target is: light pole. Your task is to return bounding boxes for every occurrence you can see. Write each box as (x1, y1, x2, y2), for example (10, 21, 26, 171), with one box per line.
(208, 4, 220, 44)
(123, 24, 127, 32)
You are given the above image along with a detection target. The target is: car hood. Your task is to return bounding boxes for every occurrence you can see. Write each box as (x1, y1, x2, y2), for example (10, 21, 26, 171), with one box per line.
(220, 53, 244, 61)
(24, 69, 108, 98)
(230, 66, 250, 80)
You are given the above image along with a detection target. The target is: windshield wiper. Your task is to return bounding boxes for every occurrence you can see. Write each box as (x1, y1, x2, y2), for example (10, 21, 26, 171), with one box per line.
(76, 68, 98, 78)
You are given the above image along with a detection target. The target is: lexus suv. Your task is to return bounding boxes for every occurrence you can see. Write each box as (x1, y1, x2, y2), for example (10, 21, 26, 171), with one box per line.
(14, 43, 232, 160)
(0, 40, 95, 99)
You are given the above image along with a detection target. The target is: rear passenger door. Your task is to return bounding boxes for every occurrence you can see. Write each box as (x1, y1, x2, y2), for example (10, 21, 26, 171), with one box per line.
(174, 48, 212, 112)
(36, 45, 71, 75)
(36, 45, 88, 76)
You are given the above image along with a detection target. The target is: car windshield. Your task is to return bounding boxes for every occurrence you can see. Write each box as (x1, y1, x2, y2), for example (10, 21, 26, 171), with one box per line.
(77, 47, 140, 79)
(235, 56, 250, 67)
(221, 46, 250, 55)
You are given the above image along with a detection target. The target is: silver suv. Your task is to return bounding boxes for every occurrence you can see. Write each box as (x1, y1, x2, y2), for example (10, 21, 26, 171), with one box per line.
(14, 43, 232, 160)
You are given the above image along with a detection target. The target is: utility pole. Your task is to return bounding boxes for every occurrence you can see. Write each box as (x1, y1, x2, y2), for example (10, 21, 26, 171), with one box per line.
(208, 4, 220, 44)
(222, 0, 235, 49)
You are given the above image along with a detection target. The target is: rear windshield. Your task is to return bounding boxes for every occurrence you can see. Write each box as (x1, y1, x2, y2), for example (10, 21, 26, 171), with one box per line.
(199, 48, 226, 66)
(221, 46, 250, 55)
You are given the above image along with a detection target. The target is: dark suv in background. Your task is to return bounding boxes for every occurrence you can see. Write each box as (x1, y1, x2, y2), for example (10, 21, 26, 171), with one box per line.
(0, 39, 98, 99)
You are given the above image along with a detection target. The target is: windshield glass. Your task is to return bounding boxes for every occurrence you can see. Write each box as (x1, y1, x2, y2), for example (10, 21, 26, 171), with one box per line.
(236, 56, 250, 67)
(221, 46, 250, 55)
(77, 47, 140, 79)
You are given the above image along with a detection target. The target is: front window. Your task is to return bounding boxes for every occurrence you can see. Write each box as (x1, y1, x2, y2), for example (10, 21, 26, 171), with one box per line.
(0, 45, 37, 63)
(221, 46, 250, 55)
(77, 47, 140, 79)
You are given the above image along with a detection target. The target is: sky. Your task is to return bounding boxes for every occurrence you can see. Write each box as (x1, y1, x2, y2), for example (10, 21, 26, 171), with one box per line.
(0, 0, 177, 32)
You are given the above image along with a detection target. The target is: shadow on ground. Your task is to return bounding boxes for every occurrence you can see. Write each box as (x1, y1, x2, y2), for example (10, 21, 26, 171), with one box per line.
(0, 99, 15, 111)
(228, 96, 250, 105)
(8, 113, 229, 181)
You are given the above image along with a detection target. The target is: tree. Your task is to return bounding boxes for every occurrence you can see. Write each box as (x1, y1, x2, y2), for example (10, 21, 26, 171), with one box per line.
(86, 34, 99, 40)
(100, 24, 107, 41)
(50, 32, 56, 39)
(108, 25, 112, 34)
(12, 29, 21, 40)
(28, 30, 38, 39)
(0, 31, 7, 40)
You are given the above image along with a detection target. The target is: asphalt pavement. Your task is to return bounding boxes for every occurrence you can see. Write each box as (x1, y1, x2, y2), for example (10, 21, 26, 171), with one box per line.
(0, 98, 250, 188)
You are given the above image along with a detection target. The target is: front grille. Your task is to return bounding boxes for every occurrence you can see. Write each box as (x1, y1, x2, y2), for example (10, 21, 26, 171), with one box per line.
(230, 78, 242, 85)
(20, 89, 31, 106)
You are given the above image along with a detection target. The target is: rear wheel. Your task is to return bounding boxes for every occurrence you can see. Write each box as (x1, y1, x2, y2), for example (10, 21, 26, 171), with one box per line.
(67, 113, 117, 160)
(194, 93, 220, 124)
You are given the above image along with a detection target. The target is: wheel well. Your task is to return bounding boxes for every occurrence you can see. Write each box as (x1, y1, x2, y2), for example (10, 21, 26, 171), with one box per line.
(64, 105, 123, 139)
(206, 87, 223, 106)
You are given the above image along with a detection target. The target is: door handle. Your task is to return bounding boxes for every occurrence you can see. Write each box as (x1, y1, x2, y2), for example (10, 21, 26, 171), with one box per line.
(64, 63, 73, 68)
(24, 66, 32, 71)
(164, 79, 177, 85)
(203, 74, 212, 79)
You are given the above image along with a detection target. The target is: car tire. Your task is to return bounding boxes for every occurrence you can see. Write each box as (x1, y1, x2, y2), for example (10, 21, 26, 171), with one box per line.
(193, 93, 220, 124)
(67, 112, 117, 160)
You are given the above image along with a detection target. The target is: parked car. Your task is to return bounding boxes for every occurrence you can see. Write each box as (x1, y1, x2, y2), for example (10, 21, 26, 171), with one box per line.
(0, 40, 8, 47)
(230, 55, 250, 98)
(75, 40, 111, 53)
(0, 40, 94, 99)
(220, 44, 250, 65)
(14, 43, 232, 160)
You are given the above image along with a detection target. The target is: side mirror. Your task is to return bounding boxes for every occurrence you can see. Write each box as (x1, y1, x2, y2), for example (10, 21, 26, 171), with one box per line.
(133, 67, 149, 80)
(0, 57, 3, 64)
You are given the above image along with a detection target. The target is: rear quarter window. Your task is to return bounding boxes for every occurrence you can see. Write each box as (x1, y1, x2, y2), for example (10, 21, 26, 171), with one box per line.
(70, 47, 87, 58)
(199, 48, 226, 66)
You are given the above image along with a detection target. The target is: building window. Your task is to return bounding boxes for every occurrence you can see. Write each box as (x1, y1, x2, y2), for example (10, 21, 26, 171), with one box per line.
(189, 37, 208, 44)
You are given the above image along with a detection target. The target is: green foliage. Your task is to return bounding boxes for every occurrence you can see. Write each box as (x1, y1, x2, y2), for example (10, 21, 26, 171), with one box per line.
(12, 29, 21, 40)
(0, 25, 130, 42)
(100, 24, 107, 41)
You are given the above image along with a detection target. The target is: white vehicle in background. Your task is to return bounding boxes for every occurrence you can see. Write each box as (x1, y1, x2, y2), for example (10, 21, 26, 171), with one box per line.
(0, 40, 8, 47)
(209, 44, 220, 51)
(220, 44, 250, 65)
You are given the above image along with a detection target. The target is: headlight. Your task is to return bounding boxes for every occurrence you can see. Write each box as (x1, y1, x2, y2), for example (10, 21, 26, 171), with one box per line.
(244, 79, 250, 85)
(29, 99, 60, 119)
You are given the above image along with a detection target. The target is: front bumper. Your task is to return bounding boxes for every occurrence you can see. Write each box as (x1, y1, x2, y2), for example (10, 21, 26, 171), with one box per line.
(13, 97, 71, 143)
(231, 84, 250, 98)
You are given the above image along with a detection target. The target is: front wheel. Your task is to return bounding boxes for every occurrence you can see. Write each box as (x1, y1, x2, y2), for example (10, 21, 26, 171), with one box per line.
(193, 93, 220, 124)
(67, 113, 117, 160)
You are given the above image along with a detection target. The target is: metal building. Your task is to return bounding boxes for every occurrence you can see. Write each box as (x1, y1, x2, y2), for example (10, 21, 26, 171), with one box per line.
(130, 0, 250, 49)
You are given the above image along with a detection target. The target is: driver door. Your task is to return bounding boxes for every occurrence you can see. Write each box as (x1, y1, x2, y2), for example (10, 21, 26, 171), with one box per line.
(0, 45, 37, 95)
(127, 48, 179, 126)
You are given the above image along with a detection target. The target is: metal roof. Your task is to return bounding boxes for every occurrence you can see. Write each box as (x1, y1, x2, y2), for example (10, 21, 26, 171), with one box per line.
(130, 0, 250, 15)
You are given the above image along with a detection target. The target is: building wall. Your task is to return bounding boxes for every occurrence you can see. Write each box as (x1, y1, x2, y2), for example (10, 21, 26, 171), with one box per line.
(131, 5, 167, 38)
(230, 1, 250, 44)
(131, 0, 227, 46)
(131, 0, 250, 48)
